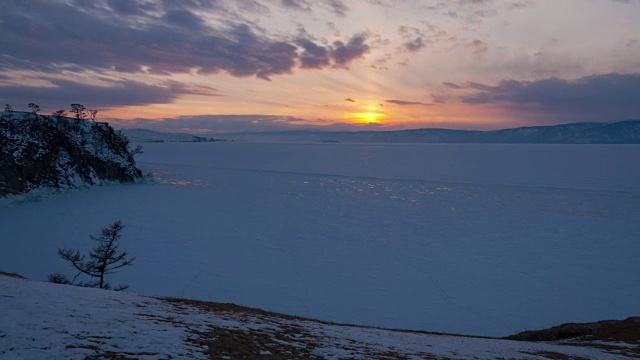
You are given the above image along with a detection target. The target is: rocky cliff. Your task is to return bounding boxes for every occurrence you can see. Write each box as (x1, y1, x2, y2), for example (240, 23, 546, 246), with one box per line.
(0, 111, 143, 196)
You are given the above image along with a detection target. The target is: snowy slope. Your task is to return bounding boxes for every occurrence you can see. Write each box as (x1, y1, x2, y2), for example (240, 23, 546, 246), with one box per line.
(1, 275, 637, 359)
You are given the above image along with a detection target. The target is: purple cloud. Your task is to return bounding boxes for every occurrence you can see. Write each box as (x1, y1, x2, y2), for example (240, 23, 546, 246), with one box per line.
(0, 1, 370, 81)
(331, 34, 370, 67)
(280, 0, 311, 11)
(297, 39, 332, 69)
(0, 79, 219, 112)
(442, 82, 463, 89)
(461, 73, 640, 122)
(385, 99, 431, 106)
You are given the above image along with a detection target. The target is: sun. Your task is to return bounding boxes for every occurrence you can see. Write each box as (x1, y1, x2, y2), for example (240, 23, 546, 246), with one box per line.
(352, 111, 384, 124)
(358, 111, 383, 123)
(344, 101, 386, 124)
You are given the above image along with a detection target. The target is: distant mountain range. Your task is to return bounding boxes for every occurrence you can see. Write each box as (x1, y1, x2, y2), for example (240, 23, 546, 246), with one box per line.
(124, 120, 640, 144)
(122, 128, 219, 143)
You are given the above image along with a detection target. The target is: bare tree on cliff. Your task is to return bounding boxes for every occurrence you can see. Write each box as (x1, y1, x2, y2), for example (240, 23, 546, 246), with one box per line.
(3, 104, 14, 120)
(28, 103, 40, 115)
(88, 109, 98, 122)
(70, 104, 87, 120)
(52, 110, 67, 120)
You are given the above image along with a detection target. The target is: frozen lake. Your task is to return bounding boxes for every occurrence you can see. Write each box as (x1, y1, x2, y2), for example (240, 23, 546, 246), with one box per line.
(2, 142, 639, 336)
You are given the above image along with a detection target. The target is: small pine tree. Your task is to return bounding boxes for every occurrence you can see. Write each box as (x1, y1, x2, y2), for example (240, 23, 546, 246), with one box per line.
(50, 220, 135, 290)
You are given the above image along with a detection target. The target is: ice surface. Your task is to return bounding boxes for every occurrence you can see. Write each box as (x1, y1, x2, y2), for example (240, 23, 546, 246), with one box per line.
(1, 142, 639, 336)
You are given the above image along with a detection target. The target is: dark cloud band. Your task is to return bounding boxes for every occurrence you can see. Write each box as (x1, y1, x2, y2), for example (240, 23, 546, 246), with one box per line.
(0, 0, 368, 80)
(460, 73, 640, 122)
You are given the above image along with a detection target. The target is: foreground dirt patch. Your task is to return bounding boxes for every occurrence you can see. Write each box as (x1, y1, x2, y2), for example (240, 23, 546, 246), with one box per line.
(507, 317, 640, 344)
(508, 317, 640, 358)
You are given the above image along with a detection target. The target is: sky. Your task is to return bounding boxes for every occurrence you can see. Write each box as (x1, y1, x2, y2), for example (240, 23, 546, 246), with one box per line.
(1, 0, 640, 133)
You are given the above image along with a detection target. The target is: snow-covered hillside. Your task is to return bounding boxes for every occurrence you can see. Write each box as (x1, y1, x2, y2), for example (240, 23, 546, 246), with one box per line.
(2, 275, 637, 359)
(0, 111, 142, 196)
(123, 128, 217, 143)
(216, 120, 640, 143)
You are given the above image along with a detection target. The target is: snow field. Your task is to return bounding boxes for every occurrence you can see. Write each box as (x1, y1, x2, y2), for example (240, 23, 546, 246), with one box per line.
(1, 276, 636, 359)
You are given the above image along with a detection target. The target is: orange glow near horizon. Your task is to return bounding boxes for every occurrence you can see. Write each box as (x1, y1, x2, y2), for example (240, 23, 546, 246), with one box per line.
(346, 102, 386, 124)
(351, 111, 384, 124)
(98, 93, 523, 132)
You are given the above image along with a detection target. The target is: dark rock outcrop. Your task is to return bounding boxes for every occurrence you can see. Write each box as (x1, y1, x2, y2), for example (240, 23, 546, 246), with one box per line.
(1, 112, 143, 196)
(506, 316, 640, 343)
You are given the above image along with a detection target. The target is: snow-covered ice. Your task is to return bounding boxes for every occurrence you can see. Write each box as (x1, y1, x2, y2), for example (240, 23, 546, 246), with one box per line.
(1, 142, 639, 337)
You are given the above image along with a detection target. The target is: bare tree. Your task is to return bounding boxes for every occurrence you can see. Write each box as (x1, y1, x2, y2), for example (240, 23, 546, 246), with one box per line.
(88, 109, 98, 122)
(52, 110, 67, 119)
(131, 144, 144, 156)
(28, 103, 40, 115)
(70, 103, 87, 120)
(49, 220, 136, 290)
(2, 104, 13, 120)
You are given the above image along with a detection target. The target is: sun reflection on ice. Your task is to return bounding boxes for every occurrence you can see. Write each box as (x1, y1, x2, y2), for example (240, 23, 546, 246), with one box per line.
(151, 170, 208, 187)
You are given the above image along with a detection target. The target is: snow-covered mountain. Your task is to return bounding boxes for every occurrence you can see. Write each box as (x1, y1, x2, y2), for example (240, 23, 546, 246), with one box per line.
(216, 120, 640, 143)
(2, 274, 637, 359)
(0, 111, 143, 196)
(123, 128, 218, 143)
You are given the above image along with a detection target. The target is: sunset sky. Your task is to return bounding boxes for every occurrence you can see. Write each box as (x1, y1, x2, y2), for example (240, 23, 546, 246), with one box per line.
(1, 0, 640, 133)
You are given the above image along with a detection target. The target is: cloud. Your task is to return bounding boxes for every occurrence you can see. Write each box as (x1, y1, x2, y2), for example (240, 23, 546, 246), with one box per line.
(331, 34, 370, 67)
(163, 9, 208, 30)
(466, 39, 488, 53)
(0, 79, 218, 111)
(385, 99, 431, 106)
(277, 0, 348, 15)
(395, 24, 457, 54)
(280, 0, 311, 11)
(403, 38, 426, 53)
(442, 82, 463, 89)
(0, 1, 369, 80)
(324, 0, 349, 15)
(508, 1, 533, 10)
(457, 0, 493, 4)
(107, 0, 158, 15)
(297, 39, 332, 69)
(397, 26, 428, 53)
(627, 39, 639, 48)
(461, 73, 640, 122)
